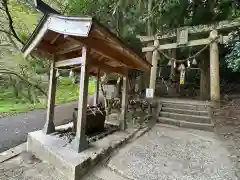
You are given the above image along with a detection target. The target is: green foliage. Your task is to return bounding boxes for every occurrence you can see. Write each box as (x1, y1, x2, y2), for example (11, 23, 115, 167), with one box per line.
(55, 77, 95, 104)
(225, 31, 240, 72)
(2, 0, 240, 114)
(0, 77, 96, 113)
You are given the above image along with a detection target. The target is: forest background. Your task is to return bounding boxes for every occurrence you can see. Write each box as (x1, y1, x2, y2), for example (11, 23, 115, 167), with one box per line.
(1, 0, 240, 115)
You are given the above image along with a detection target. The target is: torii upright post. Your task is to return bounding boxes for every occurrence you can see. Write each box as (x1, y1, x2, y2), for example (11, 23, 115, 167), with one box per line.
(149, 39, 160, 95)
(209, 30, 220, 102)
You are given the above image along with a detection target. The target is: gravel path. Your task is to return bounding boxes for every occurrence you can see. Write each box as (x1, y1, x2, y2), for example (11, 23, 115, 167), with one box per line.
(80, 124, 237, 180)
(214, 102, 240, 179)
(0, 102, 77, 153)
(106, 124, 236, 180)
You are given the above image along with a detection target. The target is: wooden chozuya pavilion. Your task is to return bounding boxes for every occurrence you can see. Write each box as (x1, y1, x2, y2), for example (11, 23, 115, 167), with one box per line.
(138, 18, 240, 101)
(22, 14, 151, 152)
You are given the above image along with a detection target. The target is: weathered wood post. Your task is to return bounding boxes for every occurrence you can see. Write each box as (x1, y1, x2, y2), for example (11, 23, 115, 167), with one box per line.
(149, 39, 160, 94)
(43, 60, 57, 134)
(200, 54, 210, 100)
(71, 47, 89, 153)
(141, 42, 153, 91)
(93, 68, 100, 106)
(209, 30, 220, 102)
(170, 49, 176, 81)
(120, 70, 128, 130)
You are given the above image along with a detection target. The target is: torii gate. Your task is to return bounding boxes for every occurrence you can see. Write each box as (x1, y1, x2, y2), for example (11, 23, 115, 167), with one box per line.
(138, 19, 240, 102)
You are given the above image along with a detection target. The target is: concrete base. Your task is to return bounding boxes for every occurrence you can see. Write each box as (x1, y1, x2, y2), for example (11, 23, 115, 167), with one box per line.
(27, 126, 139, 180)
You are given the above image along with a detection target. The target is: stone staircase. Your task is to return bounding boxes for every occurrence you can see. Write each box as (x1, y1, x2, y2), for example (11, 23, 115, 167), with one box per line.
(158, 99, 215, 131)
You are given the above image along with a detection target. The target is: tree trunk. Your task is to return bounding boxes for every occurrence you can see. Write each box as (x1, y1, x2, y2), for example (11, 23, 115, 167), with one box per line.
(9, 76, 19, 102)
(140, 0, 153, 91)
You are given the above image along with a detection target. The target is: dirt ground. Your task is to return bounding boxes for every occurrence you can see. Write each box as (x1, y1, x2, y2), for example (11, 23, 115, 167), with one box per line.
(214, 100, 240, 178)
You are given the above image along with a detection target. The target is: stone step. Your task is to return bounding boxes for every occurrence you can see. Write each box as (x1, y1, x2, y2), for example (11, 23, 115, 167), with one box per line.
(162, 102, 208, 111)
(158, 117, 215, 132)
(161, 107, 208, 116)
(159, 112, 211, 124)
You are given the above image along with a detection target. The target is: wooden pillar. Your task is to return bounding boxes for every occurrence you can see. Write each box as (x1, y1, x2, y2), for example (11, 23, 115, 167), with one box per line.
(149, 39, 159, 94)
(200, 54, 210, 100)
(120, 71, 128, 130)
(140, 42, 153, 92)
(170, 49, 176, 80)
(93, 69, 100, 106)
(43, 60, 57, 134)
(71, 47, 89, 153)
(209, 30, 220, 102)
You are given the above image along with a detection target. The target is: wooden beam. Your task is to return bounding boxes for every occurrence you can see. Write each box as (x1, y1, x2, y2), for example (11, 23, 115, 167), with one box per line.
(93, 24, 151, 70)
(91, 59, 127, 75)
(50, 34, 61, 44)
(222, 35, 230, 44)
(24, 22, 49, 57)
(72, 37, 145, 70)
(55, 57, 83, 68)
(37, 41, 56, 53)
(138, 18, 240, 42)
(142, 38, 215, 52)
(55, 51, 81, 61)
(137, 35, 154, 42)
(55, 41, 81, 55)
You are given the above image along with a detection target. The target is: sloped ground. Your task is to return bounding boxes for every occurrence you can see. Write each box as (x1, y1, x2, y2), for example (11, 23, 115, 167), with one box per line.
(0, 124, 237, 180)
(82, 124, 237, 180)
(214, 101, 240, 179)
(0, 151, 66, 180)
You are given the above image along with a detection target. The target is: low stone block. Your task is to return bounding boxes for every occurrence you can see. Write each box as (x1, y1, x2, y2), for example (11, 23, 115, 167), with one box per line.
(27, 127, 138, 180)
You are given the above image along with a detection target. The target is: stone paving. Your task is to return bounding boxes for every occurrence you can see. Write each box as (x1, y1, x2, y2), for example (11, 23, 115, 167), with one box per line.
(0, 124, 237, 180)
(83, 124, 237, 180)
(0, 151, 66, 180)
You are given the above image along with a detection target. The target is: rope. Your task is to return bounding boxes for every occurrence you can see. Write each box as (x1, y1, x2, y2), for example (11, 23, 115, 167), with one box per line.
(153, 36, 220, 63)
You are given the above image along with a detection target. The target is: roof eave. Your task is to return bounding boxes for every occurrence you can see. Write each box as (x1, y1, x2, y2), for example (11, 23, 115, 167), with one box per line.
(21, 14, 48, 53)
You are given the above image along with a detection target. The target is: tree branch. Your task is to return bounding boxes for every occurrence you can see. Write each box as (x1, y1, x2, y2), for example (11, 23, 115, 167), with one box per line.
(0, 43, 11, 47)
(0, 29, 13, 36)
(0, 6, 5, 11)
(6, 33, 20, 50)
(0, 68, 47, 96)
(1, 0, 24, 45)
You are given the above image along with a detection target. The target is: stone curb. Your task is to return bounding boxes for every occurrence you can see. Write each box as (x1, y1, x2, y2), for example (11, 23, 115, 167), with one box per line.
(0, 143, 26, 163)
(27, 126, 145, 180)
(74, 127, 147, 179)
(81, 127, 144, 175)
(0, 126, 149, 180)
